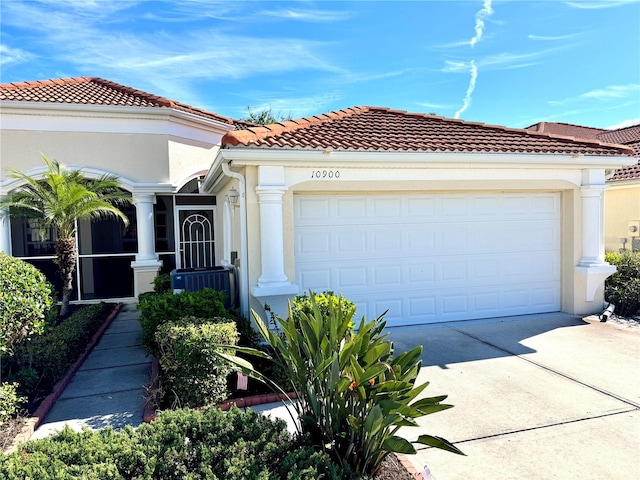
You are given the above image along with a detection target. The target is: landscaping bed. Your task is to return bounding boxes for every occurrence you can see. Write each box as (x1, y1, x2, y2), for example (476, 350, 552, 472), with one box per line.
(0, 302, 120, 452)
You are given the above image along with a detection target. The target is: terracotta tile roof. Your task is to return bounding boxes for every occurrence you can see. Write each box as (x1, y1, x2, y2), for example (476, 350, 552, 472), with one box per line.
(222, 106, 633, 156)
(597, 124, 640, 146)
(525, 121, 604, 140)
(525, 121, 640, 182)
(0, 77, 234, 125)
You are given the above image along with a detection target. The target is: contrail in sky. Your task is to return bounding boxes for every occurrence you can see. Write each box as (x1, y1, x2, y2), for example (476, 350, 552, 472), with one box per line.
(454, 60, 477, 119)
(470, 0, 494, 48)
(455, 0, 493, 118)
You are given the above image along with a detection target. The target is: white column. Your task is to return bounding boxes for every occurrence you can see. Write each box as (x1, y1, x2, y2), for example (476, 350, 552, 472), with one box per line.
(133, 193, 157, 262)
(575, 169, 615, 303)
(250, 166, 298, 314)
(0, 208, 11, 254)
(578, 185, 606, 266)
(130, 191, 162, 297)
(255, 187, 290, 287)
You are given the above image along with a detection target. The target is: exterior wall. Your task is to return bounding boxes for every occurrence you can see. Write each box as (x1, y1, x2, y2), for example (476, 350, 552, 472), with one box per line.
(605, 182, 640, 253)
(1, 129, 171, 183)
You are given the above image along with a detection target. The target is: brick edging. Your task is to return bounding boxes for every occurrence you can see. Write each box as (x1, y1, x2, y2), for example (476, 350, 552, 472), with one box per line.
(396, 453, 425, 479)
(143, 357, 299, 423)
(5, 303, 124, 453)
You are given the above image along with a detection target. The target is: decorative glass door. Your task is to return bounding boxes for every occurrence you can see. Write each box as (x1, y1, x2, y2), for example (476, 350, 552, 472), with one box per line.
(176, 208, 215, 269)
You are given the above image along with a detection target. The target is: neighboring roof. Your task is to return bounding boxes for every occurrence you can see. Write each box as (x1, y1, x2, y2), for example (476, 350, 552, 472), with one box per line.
(0, 77, 235, 125)
(526, 121, 640, 182)
(525, 122, 604, 140)
(598, 124, 640, 148)
(223, 106, 633, 156)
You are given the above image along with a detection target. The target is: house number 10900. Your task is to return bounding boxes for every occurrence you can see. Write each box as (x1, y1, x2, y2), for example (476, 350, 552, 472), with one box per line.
(311, 170, 340, 179)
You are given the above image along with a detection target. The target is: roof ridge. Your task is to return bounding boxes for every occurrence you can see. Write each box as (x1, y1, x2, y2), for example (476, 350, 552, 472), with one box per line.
(0, 76, 93, 91)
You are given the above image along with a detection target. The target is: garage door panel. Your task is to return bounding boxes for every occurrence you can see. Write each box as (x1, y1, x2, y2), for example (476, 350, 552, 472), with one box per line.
(297, 231, 331, 255)
(294, 193, 560, 326)
(336, 197, 367, 219)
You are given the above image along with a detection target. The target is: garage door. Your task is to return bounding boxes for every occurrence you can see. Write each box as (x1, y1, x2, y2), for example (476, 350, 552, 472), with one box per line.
(294, 193, 561, 326)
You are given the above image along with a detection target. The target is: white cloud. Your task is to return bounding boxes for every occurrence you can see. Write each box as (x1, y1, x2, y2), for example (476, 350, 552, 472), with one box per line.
(443, 46, 569, 74)
(606, 118, 640, 129)
(580, 84, 640, 100)
(257, 8, 351, 22)
(0, 0, 343, 103)
(470, 0, 494, 48)
(454, 60, 477, 119)
(418, 101, 455, 110)
(550, 84, 640, 105)
(0, 44, 35, 66)
(566, 0, 639, 9)
(528, 33, 580, 41)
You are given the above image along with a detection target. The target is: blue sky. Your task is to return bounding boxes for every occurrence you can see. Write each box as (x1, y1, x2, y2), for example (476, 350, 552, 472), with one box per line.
(1, 0, 639, 129)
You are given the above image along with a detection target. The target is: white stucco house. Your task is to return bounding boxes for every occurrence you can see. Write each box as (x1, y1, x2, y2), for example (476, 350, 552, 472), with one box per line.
(0, 78, 635, 326)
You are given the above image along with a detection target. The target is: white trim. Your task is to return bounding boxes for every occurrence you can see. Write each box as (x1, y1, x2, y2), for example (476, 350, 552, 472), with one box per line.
(214, 148, 635, 170)
(1, 166, 174, 196)
(0, 101, 233, 143)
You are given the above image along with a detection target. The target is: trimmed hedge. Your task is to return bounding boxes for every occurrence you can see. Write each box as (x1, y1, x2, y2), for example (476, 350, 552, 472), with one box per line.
(605, 252, 640, 317)
(0, 253, 53, 355)
(0, 407, 353, 479)
(156, 317, 239, 408)
(137, 288, 233, 356)
(2, 303, 114, 409)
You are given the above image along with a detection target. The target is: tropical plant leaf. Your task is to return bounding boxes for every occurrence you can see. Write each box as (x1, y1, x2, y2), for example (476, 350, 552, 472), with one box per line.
(381, 435, 416, 455)
(416, 434, 466, 455)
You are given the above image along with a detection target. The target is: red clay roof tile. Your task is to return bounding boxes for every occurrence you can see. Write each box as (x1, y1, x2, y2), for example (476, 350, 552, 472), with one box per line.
(222, 106, 633, 156)
(0, 77, 234, 125)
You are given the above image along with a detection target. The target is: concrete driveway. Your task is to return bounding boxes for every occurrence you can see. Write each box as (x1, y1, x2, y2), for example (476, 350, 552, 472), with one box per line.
(388, 313, 640, 480)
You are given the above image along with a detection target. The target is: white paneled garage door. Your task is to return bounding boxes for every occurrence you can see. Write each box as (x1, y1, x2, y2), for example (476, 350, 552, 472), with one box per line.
(294, 193, 561, 326)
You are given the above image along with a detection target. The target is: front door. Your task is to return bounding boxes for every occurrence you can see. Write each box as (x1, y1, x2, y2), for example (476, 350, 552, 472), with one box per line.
(176, 208, 216, 269)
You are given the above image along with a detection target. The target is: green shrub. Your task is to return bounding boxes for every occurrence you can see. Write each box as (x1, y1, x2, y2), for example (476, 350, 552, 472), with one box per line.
(137, 288, 232, 355)
(0, 382, 25, 425)
(152, 273, 172, 294)
(292, 291, 356, 326)
(3, 303, 113, 408)
(0, 253, 53, 356)
(156, 317, 239, 408)
(0, 406, 352, 479)
(251, 292, 464, 476)
(605, 251, 640, 317)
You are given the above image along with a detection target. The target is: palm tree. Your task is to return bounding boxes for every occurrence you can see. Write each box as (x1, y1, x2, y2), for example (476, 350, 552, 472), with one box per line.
(0, 154, 132, 317)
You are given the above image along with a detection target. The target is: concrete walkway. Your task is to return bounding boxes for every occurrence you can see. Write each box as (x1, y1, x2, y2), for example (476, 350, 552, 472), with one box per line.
(31, 304, 150, 439)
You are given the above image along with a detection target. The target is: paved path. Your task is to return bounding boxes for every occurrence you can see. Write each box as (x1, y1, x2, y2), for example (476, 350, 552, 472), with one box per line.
(31, 304, 150, 439)
(388, 313, 640, 480)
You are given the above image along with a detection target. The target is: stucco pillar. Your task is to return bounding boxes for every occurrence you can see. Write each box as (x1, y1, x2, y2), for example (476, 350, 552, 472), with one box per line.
(130, 192, 162, 297)
(578, 185, 606, 267)
(0, 208, 11, 254)
(251, 166, 298, 316)
(575, 169, 615, 304)
(255, 187, 290, 287)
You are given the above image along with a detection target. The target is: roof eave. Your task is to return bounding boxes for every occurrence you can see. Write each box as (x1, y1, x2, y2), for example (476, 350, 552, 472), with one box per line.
(215, 147, 635, 170)
(0, 100, 235, 132)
